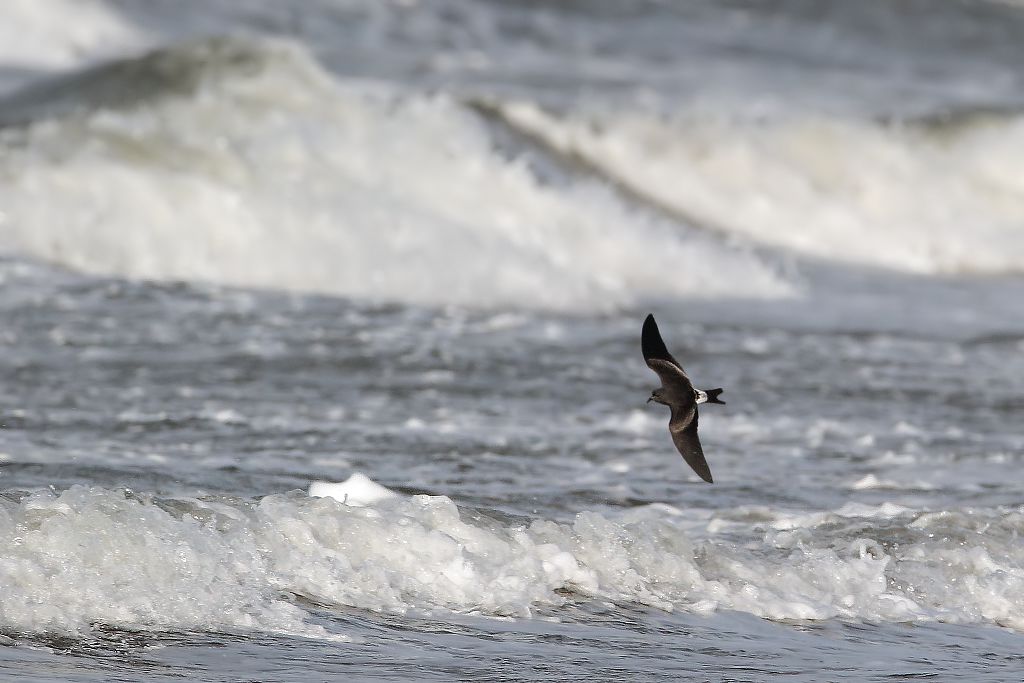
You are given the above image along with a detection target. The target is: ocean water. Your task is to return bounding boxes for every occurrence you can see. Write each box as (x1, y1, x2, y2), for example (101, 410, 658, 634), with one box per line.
(2, 1, 1024, 681)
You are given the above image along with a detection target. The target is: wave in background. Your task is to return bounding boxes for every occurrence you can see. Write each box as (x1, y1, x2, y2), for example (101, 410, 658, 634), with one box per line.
(0, 37, 789, 312)
(491, 102, 1024, 277)
(0, 0, 1023, 316)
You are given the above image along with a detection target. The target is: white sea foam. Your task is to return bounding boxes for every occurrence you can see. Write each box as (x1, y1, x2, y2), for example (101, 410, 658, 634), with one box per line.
(3, 483, 1024, 639)
(308, 473, 399, 507)
(851, 473, 937, 491)
(0, 486, 336, 640)
(495, 102, 1024, 276)
(0, 37, 788, 312)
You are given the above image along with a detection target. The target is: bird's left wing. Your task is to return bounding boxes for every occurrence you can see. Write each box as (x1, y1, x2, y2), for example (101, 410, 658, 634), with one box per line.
(669, 408, 713, 483)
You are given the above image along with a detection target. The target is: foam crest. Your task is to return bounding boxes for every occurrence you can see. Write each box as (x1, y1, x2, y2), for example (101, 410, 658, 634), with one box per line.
(0, 36, 787, 311)
(495, 103, 1024, 276)
(0, 486, 331, 639)
(3, 483, 1024, 638)
(308, 473, 398, 507)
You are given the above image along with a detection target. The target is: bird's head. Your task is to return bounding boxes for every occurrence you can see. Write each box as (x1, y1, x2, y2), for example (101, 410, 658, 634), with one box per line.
(647, 388, 668, 405)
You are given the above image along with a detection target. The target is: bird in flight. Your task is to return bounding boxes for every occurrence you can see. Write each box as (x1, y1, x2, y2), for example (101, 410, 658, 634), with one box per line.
(642, 313, 724, 483)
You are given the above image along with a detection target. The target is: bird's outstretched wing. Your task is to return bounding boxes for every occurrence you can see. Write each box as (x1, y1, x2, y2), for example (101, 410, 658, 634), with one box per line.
(669, 407, 713, 483)
(642, 314, 687, 376)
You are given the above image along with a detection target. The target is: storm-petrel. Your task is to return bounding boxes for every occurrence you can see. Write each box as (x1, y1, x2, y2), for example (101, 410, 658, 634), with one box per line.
(642, 313, 724, 483)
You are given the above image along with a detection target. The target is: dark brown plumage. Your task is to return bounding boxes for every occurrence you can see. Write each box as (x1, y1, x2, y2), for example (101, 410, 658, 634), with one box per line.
(642, 314, 724, 483)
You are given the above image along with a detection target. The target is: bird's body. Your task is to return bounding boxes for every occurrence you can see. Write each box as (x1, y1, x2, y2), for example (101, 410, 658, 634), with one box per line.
(642, 314, 724, 483)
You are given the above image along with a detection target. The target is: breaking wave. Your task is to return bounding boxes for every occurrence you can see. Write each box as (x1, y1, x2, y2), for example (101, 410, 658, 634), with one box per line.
(490, 101, 1024, 276)
(0, 36, 788, 312)
(4, 483, 1024, 639)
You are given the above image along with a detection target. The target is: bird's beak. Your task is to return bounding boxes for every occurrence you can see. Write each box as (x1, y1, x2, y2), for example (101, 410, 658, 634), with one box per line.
(646, 396, 653, 403)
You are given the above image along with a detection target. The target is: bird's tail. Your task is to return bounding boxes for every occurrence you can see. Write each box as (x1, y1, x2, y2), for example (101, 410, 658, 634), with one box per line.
(705, 388, 726, 405)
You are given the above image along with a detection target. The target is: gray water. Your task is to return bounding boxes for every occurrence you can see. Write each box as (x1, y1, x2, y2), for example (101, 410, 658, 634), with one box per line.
(2, 1, 1024, 681)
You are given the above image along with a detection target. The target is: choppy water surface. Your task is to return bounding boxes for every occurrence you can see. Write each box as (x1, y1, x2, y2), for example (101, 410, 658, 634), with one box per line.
(2, 1, 1024, 681)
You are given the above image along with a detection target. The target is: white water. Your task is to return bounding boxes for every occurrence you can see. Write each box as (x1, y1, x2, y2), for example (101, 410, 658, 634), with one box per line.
(3, 480, 1024, 639)
(1, 34, 1021, 316)
(493, 102, 1024, 276)
(309, 473, 399, 506)
(0, 486, 327, 639)
(0, 37, 788, 312)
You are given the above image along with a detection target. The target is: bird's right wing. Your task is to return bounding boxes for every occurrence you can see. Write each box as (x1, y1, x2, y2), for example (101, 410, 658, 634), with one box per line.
(642, 314, 688, 376)
(669, 407, 713, 483)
